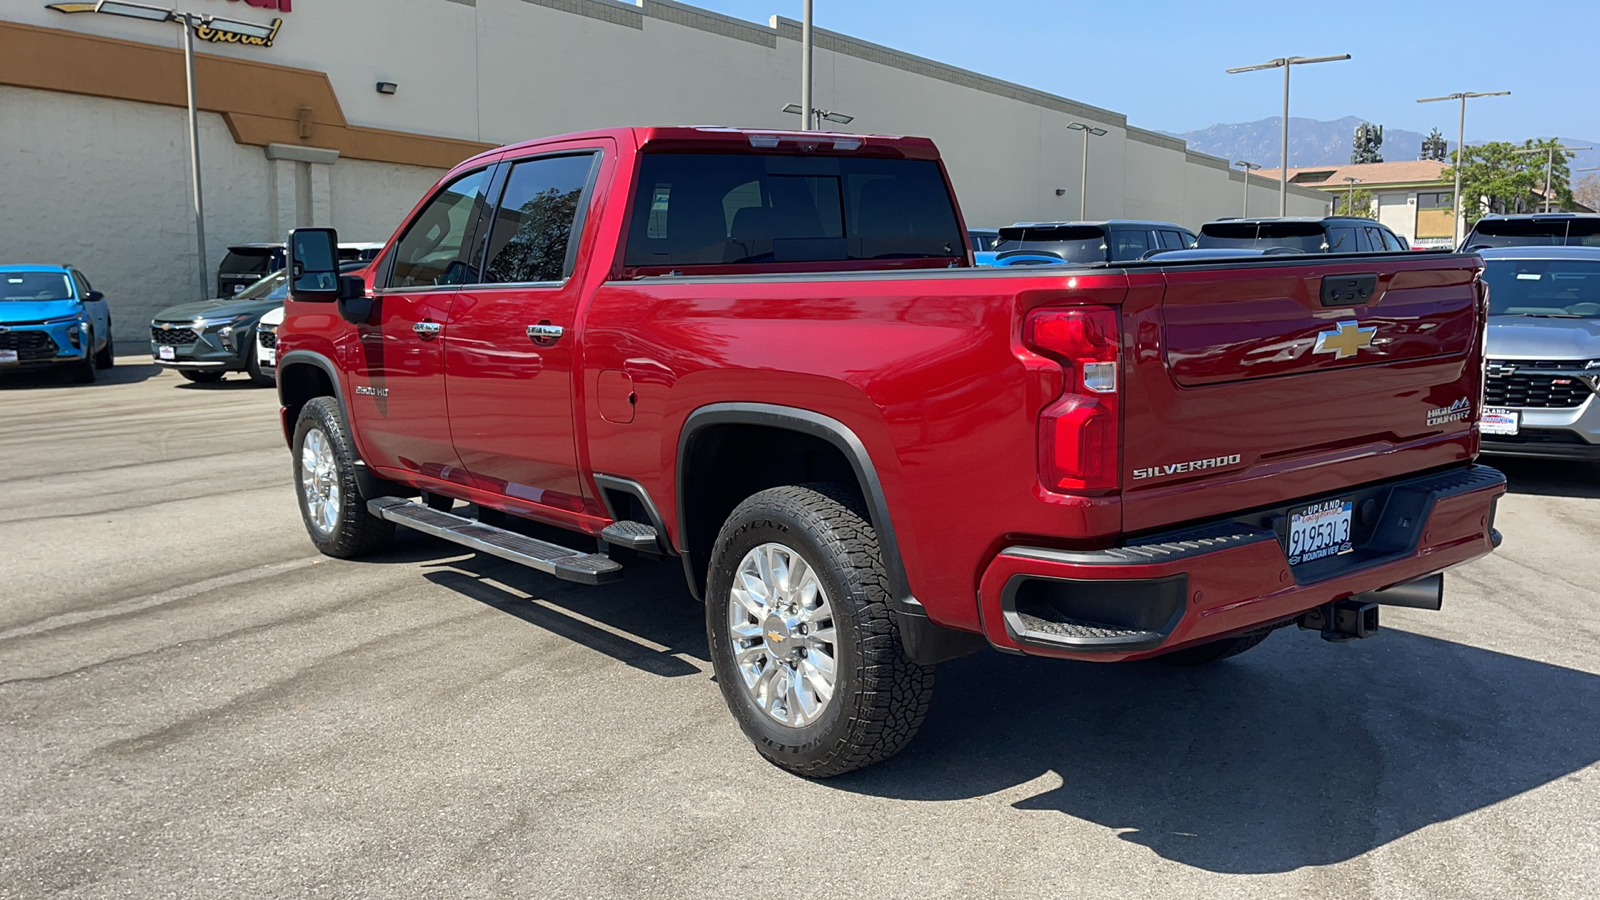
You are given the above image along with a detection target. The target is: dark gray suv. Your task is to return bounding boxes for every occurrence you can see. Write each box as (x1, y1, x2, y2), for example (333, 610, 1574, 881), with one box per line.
(1197, 217, 1409, 253)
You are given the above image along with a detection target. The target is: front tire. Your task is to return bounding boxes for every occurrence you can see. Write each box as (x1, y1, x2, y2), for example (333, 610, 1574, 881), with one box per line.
(706, 483, 935, 778)
(70, 346, 95, 384)
(246, 342, 275, 387)
(292, 396, 395, 558)
(94, 332, 115, 369)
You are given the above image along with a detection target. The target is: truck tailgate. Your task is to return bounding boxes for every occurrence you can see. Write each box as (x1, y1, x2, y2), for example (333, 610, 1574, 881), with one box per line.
(1119, 254, 1485, 534)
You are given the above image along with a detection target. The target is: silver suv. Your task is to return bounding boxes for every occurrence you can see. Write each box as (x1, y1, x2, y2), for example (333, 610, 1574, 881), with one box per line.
(1479, 247, 1600, 462)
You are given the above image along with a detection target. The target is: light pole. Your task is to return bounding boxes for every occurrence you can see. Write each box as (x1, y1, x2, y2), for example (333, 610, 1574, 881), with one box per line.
(1417, 90, 1510, 247)
(1342, 176, 1362, 216)
(90, 2, 276, 301)
(1511, 144, 1591, 213)
(1067, 122, 1107, 220)
(799, 0, 813, 132)
(1234, 160, 1260, 217)
(1227, 54, 1351, 216)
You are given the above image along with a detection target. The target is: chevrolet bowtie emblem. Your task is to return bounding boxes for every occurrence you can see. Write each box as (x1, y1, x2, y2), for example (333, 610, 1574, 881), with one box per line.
(1313, 319, 1376, 360)
(767, 631, 785, 643)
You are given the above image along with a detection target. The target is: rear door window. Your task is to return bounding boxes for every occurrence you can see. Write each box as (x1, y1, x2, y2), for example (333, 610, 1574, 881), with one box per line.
(481, 153, 597, 284)
(624, 153, 962, 269)
(1325, 226, 1359, 252)
(388, 169, 490, 289)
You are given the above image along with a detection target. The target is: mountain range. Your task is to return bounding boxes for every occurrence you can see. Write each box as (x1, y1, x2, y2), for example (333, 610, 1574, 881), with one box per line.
(1167, 116, 1600, 175)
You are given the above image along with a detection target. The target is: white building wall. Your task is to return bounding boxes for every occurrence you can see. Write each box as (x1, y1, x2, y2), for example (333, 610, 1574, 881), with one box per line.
(1376, 192, 1415, 242)
(0, 86, 443, 342)
(3, 0, 1330, 342)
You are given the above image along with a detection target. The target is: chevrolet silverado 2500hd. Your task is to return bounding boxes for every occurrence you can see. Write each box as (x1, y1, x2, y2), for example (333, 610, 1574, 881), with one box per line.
(275, 126, 1505, 777)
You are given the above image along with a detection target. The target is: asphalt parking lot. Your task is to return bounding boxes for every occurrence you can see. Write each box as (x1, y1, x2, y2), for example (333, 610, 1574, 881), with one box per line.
(4, 361, 1600, 899)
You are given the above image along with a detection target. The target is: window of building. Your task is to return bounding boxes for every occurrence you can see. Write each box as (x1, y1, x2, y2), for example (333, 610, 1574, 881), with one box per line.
(389, 169, 489, 289)
(482, 153, 597, 284)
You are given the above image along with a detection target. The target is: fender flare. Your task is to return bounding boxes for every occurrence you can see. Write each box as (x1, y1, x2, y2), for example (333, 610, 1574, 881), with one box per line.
(277, 349, 383, 498)
(675, 402, 916, 614)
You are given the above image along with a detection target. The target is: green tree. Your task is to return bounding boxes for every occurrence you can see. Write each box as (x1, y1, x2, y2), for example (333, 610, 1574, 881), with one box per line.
(1332, 187, 1374, 218)
(1443, 138, 1577, 224)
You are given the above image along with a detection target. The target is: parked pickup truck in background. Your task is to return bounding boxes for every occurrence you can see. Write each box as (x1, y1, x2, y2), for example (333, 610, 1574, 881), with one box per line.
(275, 126, 1505, 777)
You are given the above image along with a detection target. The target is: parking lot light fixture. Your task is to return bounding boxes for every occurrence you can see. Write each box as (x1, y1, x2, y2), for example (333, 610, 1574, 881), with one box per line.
(1234, 160, 1261, 216)
(1228, 54, 1351, 216)
(1067, 122, 1108, 220)
(781, 103, 853, 129)
(201, 15, 276, 40)
(93, 1, 174, 21)
(1417, 91, 1510, 246)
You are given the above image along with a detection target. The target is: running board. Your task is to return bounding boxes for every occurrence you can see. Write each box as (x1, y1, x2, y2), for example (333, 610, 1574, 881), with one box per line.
(368, 497, 623, 585)
(599, 520, 662, 552)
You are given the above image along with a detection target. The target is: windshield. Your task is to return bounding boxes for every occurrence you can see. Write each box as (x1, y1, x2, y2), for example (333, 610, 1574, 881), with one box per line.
(1467, 219, 1600, 249)
(993, 225, 1108, 263)
(230, 270, 290, 302)
(1, 272, 73, 302)
(1484, 258, 1600, 317)
(1198, 222, 1326, 252)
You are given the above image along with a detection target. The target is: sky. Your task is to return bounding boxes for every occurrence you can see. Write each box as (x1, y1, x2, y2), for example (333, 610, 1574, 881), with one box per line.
(688, 0, 1599, 141)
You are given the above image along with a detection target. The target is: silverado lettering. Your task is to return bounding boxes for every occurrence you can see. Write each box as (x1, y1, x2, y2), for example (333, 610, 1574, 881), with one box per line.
(273, 126, 1506, 777)
(1131, 454, 1244, 480)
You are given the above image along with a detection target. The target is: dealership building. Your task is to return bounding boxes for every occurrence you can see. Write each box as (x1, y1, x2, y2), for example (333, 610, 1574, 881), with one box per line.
(1, 0, 1329, 341)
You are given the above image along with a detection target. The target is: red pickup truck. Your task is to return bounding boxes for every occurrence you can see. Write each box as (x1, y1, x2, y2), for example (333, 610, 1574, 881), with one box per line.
(277, 126, 1505, 777)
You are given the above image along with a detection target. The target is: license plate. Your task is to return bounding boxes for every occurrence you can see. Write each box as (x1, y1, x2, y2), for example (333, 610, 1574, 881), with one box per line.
(159, 346, 176, 361)
(232, 284, 245, 295)
(1481, 407, 1519, 436)
(0, 349, 16, 365)
(1286, 498, 1354, 566)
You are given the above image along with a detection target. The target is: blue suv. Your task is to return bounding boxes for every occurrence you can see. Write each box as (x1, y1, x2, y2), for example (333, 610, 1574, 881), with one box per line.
(0, 265, 114, 383)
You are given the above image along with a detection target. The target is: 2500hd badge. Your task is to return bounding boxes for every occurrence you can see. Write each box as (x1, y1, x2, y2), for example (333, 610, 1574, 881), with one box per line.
(1131, 453, 1243, 481)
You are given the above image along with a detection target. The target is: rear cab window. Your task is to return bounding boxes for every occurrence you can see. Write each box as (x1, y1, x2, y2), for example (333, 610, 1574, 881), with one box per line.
(623, 152, 963, 273)
(1466, 218, 1600, 249)
(1198, 221, 1327, 252)
(993, 225, 1108, 264)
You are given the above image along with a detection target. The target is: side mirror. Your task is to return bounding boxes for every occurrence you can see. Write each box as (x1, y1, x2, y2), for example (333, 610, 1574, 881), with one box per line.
(84, 290, 105, 303)
(288, 227, 340, 302)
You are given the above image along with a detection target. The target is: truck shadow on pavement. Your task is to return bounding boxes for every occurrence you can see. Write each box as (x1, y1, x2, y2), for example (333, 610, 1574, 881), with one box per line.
(413, 550, 708, 679)
(1492, 457, 1600, 499)
(835, 630, 1600, 874)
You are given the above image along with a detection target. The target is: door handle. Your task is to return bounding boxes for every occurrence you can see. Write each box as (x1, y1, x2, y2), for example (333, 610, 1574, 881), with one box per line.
(526, 322, 564, 344)
(413, 321, 443, 338)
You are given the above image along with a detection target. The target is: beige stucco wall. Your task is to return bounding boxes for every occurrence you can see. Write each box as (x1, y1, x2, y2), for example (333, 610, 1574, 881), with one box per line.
(3, 0, 1331, 343)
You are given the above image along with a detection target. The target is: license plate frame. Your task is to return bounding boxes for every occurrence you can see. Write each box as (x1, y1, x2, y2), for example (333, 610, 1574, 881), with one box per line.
(158, 346, 176, 361)
(1285, 498, 1355, 567)
(1480, 407, 1519, 436)
(0, 349, 17, 365)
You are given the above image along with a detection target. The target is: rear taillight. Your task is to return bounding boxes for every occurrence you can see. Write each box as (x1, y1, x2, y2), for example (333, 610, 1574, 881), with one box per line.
(1025, 306, 1120, 492)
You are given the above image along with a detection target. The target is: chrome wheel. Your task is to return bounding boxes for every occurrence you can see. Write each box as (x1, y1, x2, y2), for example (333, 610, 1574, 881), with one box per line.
(300, 426, 340, 535)
(727, 542, 837, 728)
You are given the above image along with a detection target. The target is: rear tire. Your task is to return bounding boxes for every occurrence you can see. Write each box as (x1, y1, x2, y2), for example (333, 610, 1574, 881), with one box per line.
(94, 332, 115, 369)
(706, 483, 935, 778)
(179, 370, 225, 384)
(246, 343, 276, 387)
(292, 396, 395, 558)
(1158, 626, 1275, 667)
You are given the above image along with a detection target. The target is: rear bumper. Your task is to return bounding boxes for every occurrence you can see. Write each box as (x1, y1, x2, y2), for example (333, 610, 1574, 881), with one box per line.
(977, 465, 1506, 662)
